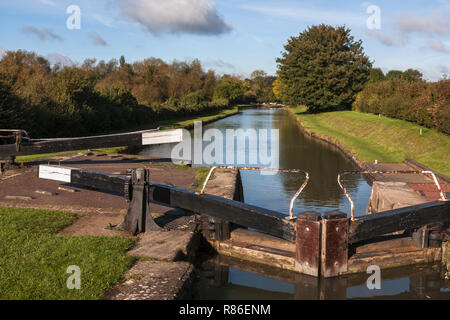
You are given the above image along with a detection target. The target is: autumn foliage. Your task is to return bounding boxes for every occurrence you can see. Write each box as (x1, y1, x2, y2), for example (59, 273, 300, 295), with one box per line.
(353, 78, 450, 134)
(0, 50, 276, 138)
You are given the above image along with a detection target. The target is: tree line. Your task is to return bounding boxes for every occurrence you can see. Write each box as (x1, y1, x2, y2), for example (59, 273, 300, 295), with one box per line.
(274, 24, 449, 134)
(0, 50, 276, 138)
(357, 66, 449, 134)
(354, 73, 450, 134)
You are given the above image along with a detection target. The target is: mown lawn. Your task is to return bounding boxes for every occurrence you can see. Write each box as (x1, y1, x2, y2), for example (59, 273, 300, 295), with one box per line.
(0, 207, 136, 300)
(292, 106, 450, 177)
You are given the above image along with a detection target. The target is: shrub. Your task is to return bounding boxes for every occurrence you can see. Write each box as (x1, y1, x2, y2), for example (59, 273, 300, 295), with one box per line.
(353, 79, 450, 134)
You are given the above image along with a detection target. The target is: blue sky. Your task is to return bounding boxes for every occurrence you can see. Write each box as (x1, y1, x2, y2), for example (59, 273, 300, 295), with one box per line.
(0, 0, 449, 80)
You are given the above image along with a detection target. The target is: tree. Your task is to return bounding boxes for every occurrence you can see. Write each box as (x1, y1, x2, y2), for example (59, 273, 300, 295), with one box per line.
(0, 78, 33, 131)
(385, 70, 403, 80)
(119, 55, 126, 68)
(272, 78, 283, 101)
(369, 68, 385, 83)
(276, 24, 372, 112)
(248, 70, 277, 103)
(403, 69, 423, 82)
(213, 76, 245, 105)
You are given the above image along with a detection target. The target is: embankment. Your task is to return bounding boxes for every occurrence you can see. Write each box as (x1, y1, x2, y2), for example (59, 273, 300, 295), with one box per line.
(285, 107, 364, 169)
(286, 107, 450, 177)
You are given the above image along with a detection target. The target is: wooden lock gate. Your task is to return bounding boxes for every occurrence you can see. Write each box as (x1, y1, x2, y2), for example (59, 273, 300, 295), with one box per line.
(7, 127, 449, 277)
(0, 128, 184, 174)
(37, 165, 297, 239)
(37, 164, 450, 278)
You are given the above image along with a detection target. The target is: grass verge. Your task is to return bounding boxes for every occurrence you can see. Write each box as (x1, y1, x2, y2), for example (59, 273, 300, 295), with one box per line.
(14, 107, 240, 164)
(157, 106, 239, 130)
(291, 106, 450, 177)
(193, 168, 213, 191)
(15, 147, 126, 164)
(0, 207, 136, 299)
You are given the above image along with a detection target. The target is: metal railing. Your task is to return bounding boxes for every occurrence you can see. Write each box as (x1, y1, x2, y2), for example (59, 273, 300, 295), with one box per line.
(200, 166, 309, 219)
(0, 129, 30, 152)
(338, 170, 449, 221)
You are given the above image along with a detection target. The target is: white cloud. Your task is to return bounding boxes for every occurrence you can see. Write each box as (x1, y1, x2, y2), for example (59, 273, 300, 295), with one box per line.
(89, 32, 108, 46)
(367, 30, 408, 46)
(428, 40, 450, 54)
(440, 65, 450, 75)
(241, 4, 365, 26)
(39, 0, 56, 6)
(91, 13, 116, 28)
(21, 26, 63, 41)
(117, 0, 232, 35)
(397, 11, 450, 35)
(45, 53, 74, 67)
(369, 9, 450, 49)
(202, 58, 235, 70)
(0, 47, 6, 59)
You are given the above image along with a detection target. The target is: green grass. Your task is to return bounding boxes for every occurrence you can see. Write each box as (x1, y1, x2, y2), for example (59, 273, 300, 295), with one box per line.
(14, 107, 240, 164)
(172, 163, 190, 170)
(0, 207, 136, 300)
(157, 106, 239, 129)
(291, 107, 450, 177)
(193, 168, 214, 190)
(15, 147, 126, 164)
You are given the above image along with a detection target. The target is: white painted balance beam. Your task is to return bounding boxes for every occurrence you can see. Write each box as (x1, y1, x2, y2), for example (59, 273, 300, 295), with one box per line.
(141, 129, 183, 146)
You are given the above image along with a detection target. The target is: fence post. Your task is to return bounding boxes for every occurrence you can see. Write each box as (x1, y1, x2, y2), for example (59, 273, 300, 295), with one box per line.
(214, 218, 230, 241)
(295, 212, 322, 277)
(116, 168, 162, 235)
(321, 211, 348, 278)
(0, 156, 15, 175)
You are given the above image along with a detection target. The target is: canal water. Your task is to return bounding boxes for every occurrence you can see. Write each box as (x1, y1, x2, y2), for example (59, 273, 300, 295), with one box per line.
(141, 108, 449, 300)
(200, 108, 371, 217)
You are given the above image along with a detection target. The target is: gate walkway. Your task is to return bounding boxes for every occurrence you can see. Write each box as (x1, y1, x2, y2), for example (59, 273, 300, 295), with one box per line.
(364, 159, 450, 203)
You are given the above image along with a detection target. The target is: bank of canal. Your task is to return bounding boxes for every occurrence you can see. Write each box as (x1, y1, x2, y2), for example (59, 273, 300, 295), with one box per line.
(141, 107, 449, 300)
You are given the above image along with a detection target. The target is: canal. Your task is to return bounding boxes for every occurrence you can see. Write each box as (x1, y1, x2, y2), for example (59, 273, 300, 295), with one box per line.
(200, 108, 371, 217)
(141, 107, 449, 300)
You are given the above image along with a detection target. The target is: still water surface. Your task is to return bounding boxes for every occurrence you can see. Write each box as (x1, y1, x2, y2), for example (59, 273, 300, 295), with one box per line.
(142, 108, 449, 299)
(201, 108, 371, 217)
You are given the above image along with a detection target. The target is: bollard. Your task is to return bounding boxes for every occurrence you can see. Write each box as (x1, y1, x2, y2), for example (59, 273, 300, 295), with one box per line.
(295, 212, 322, 277)
(321, 211, 349, 278)
(115, 168, 162, 235)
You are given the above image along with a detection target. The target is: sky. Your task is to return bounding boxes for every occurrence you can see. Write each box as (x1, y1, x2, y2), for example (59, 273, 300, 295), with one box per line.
(0, 0, 449, 81)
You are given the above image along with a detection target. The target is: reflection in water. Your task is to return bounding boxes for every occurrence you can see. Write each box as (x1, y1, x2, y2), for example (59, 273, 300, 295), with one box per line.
(196, 256, 450, 300)
(202, 108, 371, 216)
(141, 107, 449, 300)
(140, 108, 370, 215)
